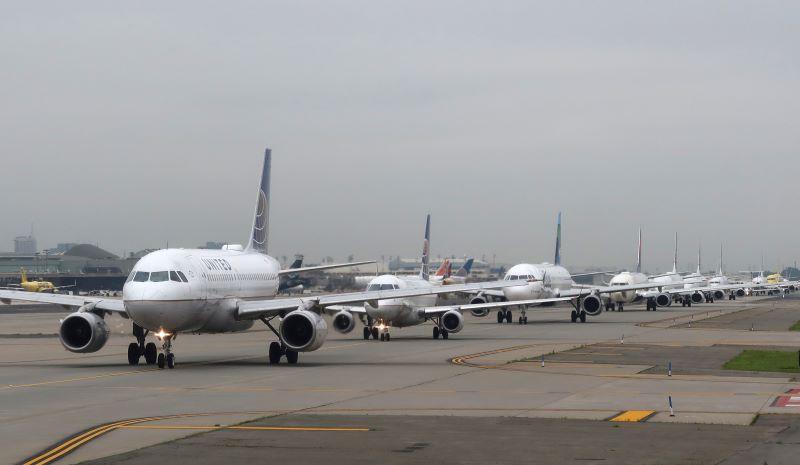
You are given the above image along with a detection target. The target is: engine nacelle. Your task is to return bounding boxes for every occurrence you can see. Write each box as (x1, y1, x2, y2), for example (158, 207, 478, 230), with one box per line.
(582, 295, 603, 316)
(735, 288, 745, 297)
(711, 289, 725, 300)
(331, 311, 356, 334)
(654, 293, 671, 307)
(59, 311, 110, 353)
(280, 310, 328, 352)
(691, 291, 704, 303)
(441, 310, 464, 333)
(469, 295, 489, 317)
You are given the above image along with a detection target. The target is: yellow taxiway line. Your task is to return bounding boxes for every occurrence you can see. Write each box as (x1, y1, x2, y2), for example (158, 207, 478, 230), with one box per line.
(608, 410, 656, 422)
(120, 425, 369, 432)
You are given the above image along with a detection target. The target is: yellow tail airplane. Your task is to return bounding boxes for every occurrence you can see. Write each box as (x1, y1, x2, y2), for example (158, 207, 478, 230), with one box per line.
(11, 268, 73, 293)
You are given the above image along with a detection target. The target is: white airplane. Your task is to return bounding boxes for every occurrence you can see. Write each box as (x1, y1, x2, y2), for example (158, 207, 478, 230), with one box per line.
(468, 213, 661, 324)
(0, 148, 526, 369)
(329, 217, 567, 341)
(606, 229, 672, 312)
(682, 244, 708, 291)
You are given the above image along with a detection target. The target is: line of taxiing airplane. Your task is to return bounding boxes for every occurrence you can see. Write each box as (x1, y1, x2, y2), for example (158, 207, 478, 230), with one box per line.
(1, 148, 795, 370)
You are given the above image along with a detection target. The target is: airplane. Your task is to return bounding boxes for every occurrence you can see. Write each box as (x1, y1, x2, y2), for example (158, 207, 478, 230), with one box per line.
(606, 229, 672, 312)
(278, 255, 306, 294)
(430, 258, 474, 285)
(682, 244, 708, 291)
(2, 268, 74, 293)
(467, 213, 662, 324)
(0, 148, 525, 369)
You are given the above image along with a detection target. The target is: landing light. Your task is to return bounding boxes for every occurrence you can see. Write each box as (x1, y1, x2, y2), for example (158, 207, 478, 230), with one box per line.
(154, 329, 172, 340)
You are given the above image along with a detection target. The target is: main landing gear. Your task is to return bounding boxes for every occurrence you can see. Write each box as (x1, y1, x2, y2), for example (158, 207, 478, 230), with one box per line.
(646, 298, 657, 312)
(261, 316, 299, 365)
(496, 309, 513, 324)
(127, 323, 158, 366)
(569, 298, 587, 323)
(429, 315, 449, 339)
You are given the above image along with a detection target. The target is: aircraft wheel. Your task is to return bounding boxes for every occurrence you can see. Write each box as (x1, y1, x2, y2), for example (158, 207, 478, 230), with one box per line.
(505, 310, 512, 324)
(433, 326, 440, 339)
(285, 350, 299, 364)
(268, 341, 282, 364)
(442, 329, 449, 340)
(579, 311, 587, 323)
(687, 301, 692, 307)
(363, 327, 371, 340)
(371, 327, 379, 339)
(157, 353, 165, 369)
(523, 317, 528, 324)
(497, 311, 504, 324)
(380, 333, 385, 341)
(166, 353, 175, 369)
(570, 310, 578, 323)
(518, 316, 523, 325)
(127, 343, 140, 366)
(144, 343, 158, 365)
(618, 304, 624, 312)
(385, 333, 390, 342)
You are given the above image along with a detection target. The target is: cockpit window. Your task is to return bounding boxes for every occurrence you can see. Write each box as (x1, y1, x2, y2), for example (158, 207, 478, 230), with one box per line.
(368, 284, 380, 291)
(150, 271, 169, 282)
(176, 271, 188, 282)
(170, 271, 182, 282)
(380, 284, 395, 290)
(133, 272, 149, 282)
(126, 271, 135, 283)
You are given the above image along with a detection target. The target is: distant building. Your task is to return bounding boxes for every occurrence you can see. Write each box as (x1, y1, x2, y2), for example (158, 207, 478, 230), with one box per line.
(14, 235, 37, 254)
(52, 242, 79, 254)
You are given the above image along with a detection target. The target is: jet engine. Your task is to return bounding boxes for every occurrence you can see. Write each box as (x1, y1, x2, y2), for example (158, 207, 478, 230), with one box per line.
(59, 311, 110, 353)
(582, 295, 603, 316)
(655, 293, 672, 307)
(280, 310, 328, 352)
(735, 288, 745, 297)
(691, 291, 704, 303)
(469, 294, 489, 317)
(331, 310, 356, 334)
(441, 310, 464, 333)
(711, 289, 725, 300)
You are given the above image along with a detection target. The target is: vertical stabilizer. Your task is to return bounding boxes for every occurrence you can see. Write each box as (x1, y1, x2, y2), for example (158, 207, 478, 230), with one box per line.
(672, 232, 678, 273)
(635, 228, 642, 273)
(419, 214, 431, 280)
(696, 242, 702, 274)
(20, 268, 28, 284)
(246, 148, 272, 254)
(554, 212, 562, 266)
(718, 244, 723, 276)
(456, 258, 475, 278)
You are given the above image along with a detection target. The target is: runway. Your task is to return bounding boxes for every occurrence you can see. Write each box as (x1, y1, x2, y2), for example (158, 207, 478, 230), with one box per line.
(2, 295, 800, 464)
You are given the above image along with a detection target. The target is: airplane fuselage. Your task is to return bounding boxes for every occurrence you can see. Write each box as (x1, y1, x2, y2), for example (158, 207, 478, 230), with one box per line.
(363, 275, 438, 328)
(501, 263, 574, 302)
(608, 271, 649, 303)
(122, 248, 281, 334)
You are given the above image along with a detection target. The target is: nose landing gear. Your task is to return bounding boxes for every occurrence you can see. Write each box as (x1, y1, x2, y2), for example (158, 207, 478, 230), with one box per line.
(155, 333, 175, 369)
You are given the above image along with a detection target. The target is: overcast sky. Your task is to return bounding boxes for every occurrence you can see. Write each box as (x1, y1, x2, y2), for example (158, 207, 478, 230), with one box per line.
(1, 1, 798, 272)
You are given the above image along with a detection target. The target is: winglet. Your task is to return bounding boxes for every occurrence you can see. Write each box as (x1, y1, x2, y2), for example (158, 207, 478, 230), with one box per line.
(554, 212, 562, 266)
(246, 148, 271, 254)
(419, 214, 431, 281)
(636, 228, 642, 274)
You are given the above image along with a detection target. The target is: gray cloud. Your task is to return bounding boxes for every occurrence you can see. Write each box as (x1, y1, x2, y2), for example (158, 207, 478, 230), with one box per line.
(1, 1, 798, 272)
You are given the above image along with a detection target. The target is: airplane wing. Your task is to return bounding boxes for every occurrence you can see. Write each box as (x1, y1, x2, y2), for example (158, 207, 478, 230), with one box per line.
(557, 281, 671, 297)
(571, 270, 619, 279)
(0, 289, 127, 315)
(278, 261, 375, 275)
(323, 305, 367, 315)
(236, 280, 528, 319)
(421, 297, 574, 315)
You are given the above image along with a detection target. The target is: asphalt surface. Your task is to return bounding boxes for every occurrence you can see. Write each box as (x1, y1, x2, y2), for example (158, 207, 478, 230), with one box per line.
(79, 414, 797, 465)
(2, 295, 800, 464)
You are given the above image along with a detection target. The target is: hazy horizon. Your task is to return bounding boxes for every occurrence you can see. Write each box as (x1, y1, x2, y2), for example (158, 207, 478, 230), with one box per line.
(1, 1, 798, 272)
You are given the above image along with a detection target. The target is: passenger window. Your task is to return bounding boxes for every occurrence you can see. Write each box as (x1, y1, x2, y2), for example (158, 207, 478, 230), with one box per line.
(150, 271, 168, 282)
(133, 271, 149, 282)
(176, 271, 188, 282)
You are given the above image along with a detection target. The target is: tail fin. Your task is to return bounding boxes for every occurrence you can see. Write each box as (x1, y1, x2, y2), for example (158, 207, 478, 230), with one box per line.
(20, 268, 28, 284)
(672, 232, 678, 273)
(246, 148, 272, 254)
(419, 214, 431, 280)
(554, 212, 562, 266)
(635, 228, 642, 273)
(696, 242, 702, 274)
(456, 258, 474, 277)
(289, 255, 304, 270)
(718, 244, 723, 276)
(434, 259, 450, 277)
